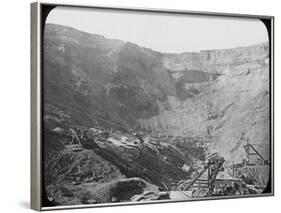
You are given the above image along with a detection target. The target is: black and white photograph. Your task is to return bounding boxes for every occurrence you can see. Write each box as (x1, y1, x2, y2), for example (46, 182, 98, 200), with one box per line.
(38, 5, 273, 208)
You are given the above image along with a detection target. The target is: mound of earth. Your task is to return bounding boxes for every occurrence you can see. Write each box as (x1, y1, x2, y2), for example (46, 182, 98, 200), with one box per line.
(46, 177, 159, 205)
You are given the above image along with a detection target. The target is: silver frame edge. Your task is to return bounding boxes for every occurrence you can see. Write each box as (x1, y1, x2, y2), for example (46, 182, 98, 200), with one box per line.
(31, 2, 42, 211)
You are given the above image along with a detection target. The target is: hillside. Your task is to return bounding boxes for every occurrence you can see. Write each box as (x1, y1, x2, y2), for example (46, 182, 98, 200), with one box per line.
(43, 24, 175, 131)
(42, 23, 270, 205)
(44, 23, 269, 163)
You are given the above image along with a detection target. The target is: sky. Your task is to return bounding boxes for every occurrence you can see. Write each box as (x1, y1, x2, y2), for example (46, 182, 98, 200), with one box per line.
(46, 6, 269, 53)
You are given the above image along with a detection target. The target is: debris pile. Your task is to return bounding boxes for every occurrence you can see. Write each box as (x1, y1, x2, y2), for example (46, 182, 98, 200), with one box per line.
(131, 191, 170, 202)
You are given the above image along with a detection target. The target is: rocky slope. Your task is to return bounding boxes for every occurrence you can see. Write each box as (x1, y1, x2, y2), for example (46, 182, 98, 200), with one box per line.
(43, 23, 270, 204)
(44, 24, 269, 163)
(44, 24, 174, 131)
(43, 127, 204, 205)
(141, 43, 270, 163)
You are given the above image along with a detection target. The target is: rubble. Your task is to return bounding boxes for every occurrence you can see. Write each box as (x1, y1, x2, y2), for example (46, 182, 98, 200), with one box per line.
(45, 122, 268, 205)
(131, 191, 170, 202)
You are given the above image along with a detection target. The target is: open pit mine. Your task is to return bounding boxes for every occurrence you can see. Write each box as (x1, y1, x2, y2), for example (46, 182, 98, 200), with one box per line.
(42, 24, 270, 206)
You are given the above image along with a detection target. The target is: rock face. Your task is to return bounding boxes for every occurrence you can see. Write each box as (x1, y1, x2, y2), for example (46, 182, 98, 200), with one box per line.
(44, 24, 269, 162)
(142, 43, 270, 163)
(43, 23, 270, 205)
(44, 24, 174, 131)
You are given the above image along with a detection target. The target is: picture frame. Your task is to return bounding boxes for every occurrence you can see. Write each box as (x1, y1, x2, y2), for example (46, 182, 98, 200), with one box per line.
(31, 1, 274, 211)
